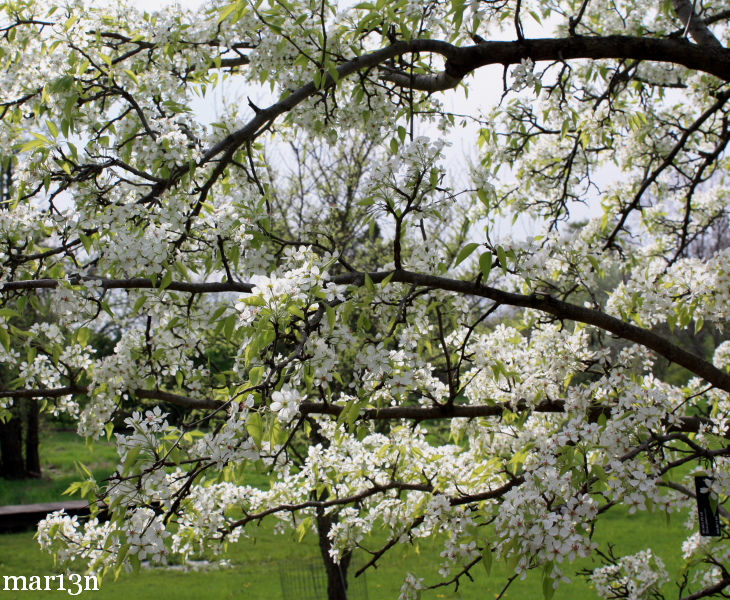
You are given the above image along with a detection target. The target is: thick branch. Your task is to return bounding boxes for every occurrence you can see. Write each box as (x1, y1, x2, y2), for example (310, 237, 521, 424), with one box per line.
(205, 36, 730, 165)
(226, 476, 524, 532)
(0, 386, 222, 410)
(335, 270, 730, 394)
(447, 36, 730, 82)
(365, 35, 730, 94)
(379, 65, 461, 92)
(201, 39, 457, 162)
(5, 268, 730, 394)
(226, 481, 431, 529)
(1, 275, 252, 294)
(45, 35, 728, 211)
(299, 400, 721, 436)
(2, 387, 718, 436)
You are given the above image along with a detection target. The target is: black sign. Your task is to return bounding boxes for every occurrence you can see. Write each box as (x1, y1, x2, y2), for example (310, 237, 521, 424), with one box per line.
(695, 476, 722, 537)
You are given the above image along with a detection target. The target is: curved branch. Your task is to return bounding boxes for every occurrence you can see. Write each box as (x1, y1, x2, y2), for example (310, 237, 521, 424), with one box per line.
(86, 35, 730, 209)
(680, 577, 730, 600)
(5, 267, 730, 394)
(448, 36, 730, 82)
(334, 270, 730, 394)
(605, 88, 730, 249)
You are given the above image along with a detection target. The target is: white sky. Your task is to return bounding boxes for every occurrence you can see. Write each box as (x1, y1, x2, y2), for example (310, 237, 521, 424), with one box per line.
(128, 0, 603, 238)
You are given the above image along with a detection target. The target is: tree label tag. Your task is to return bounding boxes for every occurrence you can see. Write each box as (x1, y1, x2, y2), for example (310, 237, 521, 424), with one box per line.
(694, 476, 721, 537)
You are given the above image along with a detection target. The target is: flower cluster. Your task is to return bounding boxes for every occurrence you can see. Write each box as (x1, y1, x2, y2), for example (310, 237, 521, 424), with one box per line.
(591, 550, 669, 600)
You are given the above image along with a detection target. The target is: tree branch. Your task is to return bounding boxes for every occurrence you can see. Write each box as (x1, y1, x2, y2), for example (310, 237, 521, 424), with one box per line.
(299, 400, 721, 437)
(6, 267, 730, 394)
(671, 0, 724, 48)
(0, 275, 253, 294)
(0, 386, 222, 410)
(335, 270, 730, 395)
(680, 577, 730, 600)
(450, 35, 730, 82)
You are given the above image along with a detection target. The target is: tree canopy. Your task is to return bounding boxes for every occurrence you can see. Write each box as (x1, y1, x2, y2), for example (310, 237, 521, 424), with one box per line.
(1, 0, 730, 597)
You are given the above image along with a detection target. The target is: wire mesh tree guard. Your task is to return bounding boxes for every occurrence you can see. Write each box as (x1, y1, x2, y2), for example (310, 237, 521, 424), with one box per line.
(279, 557, 369, 600)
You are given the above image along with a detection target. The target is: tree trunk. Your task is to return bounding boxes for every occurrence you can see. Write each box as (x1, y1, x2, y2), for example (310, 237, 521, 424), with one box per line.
(317, 509, 352, 600)
(24, 399, 41, 477)
(0, 410, 26, 479)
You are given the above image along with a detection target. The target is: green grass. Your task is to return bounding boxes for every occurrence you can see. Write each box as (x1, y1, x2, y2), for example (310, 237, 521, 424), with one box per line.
(0, 428, 117, 505)
(0, 507, 691, 599)
(0, 428, 694, 599)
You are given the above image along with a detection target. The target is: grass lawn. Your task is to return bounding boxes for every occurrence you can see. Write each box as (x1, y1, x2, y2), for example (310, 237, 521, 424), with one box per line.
(0, 428, 694, 599)
(0, 429, 117, 506)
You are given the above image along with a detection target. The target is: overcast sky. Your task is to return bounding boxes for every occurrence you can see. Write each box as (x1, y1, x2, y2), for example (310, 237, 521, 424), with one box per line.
(126, 0, 599, 236)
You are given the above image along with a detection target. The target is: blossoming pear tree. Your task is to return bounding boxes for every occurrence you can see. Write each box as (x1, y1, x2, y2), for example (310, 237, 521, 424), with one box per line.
(1, 0, 730, 597)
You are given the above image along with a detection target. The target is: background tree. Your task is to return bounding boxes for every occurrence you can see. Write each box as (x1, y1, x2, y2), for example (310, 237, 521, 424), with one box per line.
(0, 0, 729, 598)
(0, 160, 42, 479)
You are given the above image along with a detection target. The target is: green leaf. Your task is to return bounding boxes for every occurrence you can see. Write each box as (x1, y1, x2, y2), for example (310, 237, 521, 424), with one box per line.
(101, 301, 115, 318)
(587, 254, 601, 274)
(337, 396, 361, 429)
(247, 412, 263, 447)
(249, 366, 264, 387)
(76, 326, 90, 347)
(0, 327, 10, 352)
(79, 232, 93, 252)
(695, 315, 704, 333)
(115, 544, 130, 571)
(19, 138, 50, 153)
(46, 119, 59, 139)
(476, 187, 491, 207)
(218, 1, 239, 23)
(496, 246, 508, 271)
(288, 304, 305, 320)
(455, 242, 480, 267)
(122, 446, 142, 476)
(210, 304, 228, 323)
(296, 517, 313, 542)
(542, 574, 555, 600)
(132, 295, 147, 315)
(325, 304, 336, 329)
(159, 269, 173, 290)
(482, 544, 493, 576)
(479, 252, 493, 281)
(223, 314, 237, 341)
(62, 481, 81, 496)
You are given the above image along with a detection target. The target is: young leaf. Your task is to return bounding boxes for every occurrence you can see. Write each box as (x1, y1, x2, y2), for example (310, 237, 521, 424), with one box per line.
(455, 242, 480, 266)
(479, 252, 493, 281)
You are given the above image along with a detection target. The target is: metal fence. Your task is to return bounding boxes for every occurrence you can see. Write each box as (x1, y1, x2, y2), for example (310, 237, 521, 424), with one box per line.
(279, 557, 369, 600)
